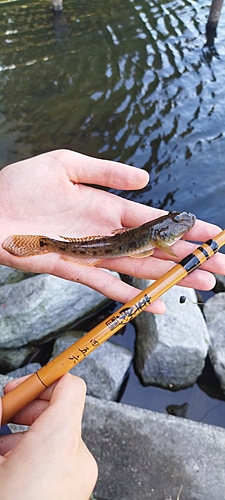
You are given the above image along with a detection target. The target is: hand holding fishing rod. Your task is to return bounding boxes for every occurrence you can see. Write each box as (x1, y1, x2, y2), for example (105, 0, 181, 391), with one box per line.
(2, 229, 225, 425)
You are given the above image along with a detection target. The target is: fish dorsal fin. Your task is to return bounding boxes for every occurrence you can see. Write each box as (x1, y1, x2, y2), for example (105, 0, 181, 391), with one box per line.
(59, 234, 107, 242)
(111, 227, 131, 235)
(154, 238, 177, 257)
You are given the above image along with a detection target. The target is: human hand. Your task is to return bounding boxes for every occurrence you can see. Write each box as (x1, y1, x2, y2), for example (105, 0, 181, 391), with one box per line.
(0, 149, 224, 314)
(0, 374, 97, 500)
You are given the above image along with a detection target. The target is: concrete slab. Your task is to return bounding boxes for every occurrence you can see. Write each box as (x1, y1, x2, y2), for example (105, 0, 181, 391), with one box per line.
(83, 397, 225, 500)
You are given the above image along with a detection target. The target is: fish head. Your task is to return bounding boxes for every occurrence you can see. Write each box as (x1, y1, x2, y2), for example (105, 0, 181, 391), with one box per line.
(153, 211, 196, 245)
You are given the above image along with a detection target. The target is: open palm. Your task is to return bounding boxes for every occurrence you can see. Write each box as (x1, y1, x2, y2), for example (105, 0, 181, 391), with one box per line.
(0, 149, 224, 314)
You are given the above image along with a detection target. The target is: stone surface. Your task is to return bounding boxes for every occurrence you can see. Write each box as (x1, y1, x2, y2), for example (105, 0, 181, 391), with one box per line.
(204, 292, 225, 390)
(133, 280, 209, 389)
(213, 273, 225, 293)
(52, 331, 132, 400)
(83, 397, 225, 500)
(0, 345, 38, 373)
(7, 362, 41, 379)
(0, 374, 13, 397)
(0, 273, 118, 348)
(0, 264, 33, 286)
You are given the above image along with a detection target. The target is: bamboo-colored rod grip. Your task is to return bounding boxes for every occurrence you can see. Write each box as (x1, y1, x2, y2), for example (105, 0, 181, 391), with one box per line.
(1, 373, 47, 425)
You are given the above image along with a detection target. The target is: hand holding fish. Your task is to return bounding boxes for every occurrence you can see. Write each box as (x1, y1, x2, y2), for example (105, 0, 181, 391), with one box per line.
(0, 149, 224, 314)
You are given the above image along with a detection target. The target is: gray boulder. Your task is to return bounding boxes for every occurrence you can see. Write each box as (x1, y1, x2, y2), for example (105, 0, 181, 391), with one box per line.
(7, 362, 42, 379)
(52, 331, 132, 400)
(0, 264, 33, 286)
(213, 273, 225, 293)
(204, 292, 225, 390)
(0, 273, 118, 348)
(133, 279, 209, 389)
(0, 345, 38, 373)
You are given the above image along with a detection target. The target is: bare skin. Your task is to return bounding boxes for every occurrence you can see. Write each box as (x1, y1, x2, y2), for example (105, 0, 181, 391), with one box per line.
(0, 149, 224, 314)
(0, 374, 98, 500)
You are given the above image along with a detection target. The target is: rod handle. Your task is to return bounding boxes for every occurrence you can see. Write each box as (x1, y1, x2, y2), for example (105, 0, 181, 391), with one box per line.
(1, 373, 46, 425)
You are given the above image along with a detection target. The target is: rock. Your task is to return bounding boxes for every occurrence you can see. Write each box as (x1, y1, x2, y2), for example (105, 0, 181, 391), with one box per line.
(213, 273, 225, 293)
(51, 331, 132, 400)
(0, 264, 34, 286)
(133, 279, 209, 389)
(204, 292, 225, 390)
(0, 345, 38, 373)
(0, 272, 119, 349)
(83, 397, 225, 500)
(0, 374, 14, 397)
(7, 362, 41, 378)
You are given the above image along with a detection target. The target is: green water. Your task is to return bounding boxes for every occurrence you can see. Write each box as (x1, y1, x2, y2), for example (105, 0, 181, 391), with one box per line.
(0, 0, 225, 427)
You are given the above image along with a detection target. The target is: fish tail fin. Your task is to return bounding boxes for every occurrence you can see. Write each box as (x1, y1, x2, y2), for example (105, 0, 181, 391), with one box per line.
(2, 235, 51, 257)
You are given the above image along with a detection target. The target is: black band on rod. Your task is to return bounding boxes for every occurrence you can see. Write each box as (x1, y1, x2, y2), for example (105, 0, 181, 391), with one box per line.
(205, 238, 219, 252)
(179, 253, 201, 273)
(179, 237, 219, 274)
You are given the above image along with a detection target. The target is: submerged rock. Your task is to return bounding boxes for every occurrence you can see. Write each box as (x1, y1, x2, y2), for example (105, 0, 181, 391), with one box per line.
(133, 279, 209, 389)
(204, 292, 225, 391)
(51, 331, 132, 400)
(0, 272, 119, 349)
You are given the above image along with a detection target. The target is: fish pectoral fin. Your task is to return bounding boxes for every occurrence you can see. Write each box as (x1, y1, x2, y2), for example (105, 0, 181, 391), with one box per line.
(154, 239, 177, 257)
(129, 249, 154, 258)
(60, 256, 104, 267)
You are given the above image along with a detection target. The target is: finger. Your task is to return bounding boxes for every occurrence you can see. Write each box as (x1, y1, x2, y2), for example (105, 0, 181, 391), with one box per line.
(0, 432, 25, 456)
(50, 149, 150, 190)
(4, 375, 57, 397)
(4, 375, 86, 428)
(30, 374, 86, 439)
(106, 256, 216, 290)
(186, 219, 222, 242)
(120, 199, 165, 228)
(55, 258, 166, 313)
(150, 237, 225, 275)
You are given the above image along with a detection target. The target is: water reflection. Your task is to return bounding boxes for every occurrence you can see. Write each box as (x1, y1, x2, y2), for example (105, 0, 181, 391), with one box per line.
(0, 0, 225, 226)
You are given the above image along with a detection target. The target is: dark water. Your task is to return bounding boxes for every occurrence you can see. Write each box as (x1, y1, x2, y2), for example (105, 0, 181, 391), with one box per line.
(1, 0, 225, 426)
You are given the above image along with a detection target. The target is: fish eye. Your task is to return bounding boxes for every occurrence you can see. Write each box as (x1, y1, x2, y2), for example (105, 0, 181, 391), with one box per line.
(173, 212, 186, 222)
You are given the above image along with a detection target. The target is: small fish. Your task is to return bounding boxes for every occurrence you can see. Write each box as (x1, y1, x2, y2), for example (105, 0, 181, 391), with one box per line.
(2, 211, 196, 267)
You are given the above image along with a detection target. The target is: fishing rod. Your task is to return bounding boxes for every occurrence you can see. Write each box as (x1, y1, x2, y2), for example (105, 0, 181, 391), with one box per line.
(2, 229, 225, 425)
